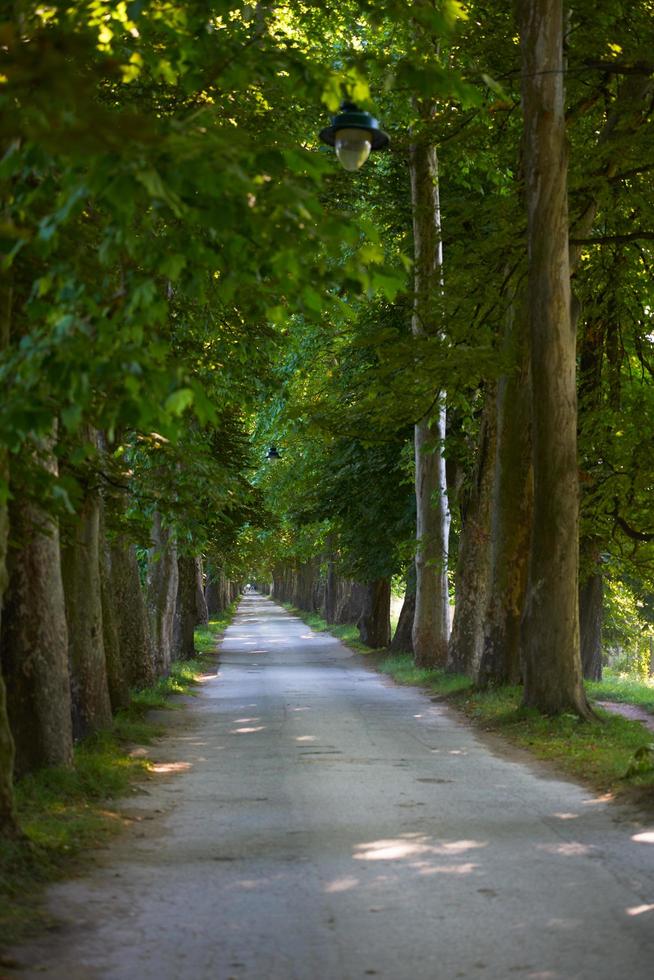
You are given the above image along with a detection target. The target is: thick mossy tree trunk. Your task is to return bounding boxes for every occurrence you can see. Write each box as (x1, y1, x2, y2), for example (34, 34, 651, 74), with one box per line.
(519, 0, 591, 717)
(173, 555, 197, 661)
(108, 533, 154, 689)
(205, 563, 224, 614)
(195, 558, 209, 625)
(0, 276, 19, 836)
(579, 564, 603, 681)
(336, 580, 367, 625)
(477, 310, 533, 688)
(448, 388, 497, 677)
(409, 136, 450, 668)
(61, 484, 113, 740)
(357, 579, 391, 649)
(99, 508, 130, 712)
(147, 511, 178, 677)
(390, 565, 416, 654)
(1, 460, 74, 775)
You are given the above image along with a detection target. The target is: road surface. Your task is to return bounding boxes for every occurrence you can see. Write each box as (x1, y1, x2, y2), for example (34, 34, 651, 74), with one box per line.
(10, 594, 654, 979)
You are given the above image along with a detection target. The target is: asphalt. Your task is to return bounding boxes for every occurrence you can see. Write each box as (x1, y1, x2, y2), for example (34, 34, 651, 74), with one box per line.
(10, 594, 654, 979)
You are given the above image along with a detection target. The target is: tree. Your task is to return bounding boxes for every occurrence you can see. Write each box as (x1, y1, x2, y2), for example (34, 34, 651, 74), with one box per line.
(519, 0, 591, 717)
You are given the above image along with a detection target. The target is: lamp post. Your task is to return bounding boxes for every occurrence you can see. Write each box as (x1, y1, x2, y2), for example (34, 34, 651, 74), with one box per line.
(319, 101, 389, 171)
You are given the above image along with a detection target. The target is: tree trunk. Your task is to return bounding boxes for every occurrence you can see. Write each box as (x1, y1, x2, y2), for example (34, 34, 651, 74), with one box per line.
(324, 555, 338, 624)
(61, 485, 113, 740)
(108, 534, 154, 689)
(99, 508, 130, 712)
(205, 563, 223, 614)
(409, 137, 450, 668)
(519, 0, 591, 717)
(336, 580, 367, 625)
(195, 558, 209, 625)
(357, 579, 392, 649)
(1, 462, 74, 775)
(0, 274, 19, 835)
(173, 555, 197, 661)
(448, 388, 497, 677)
(579, 568, 603, 681)
(477, 308, 533, 688)
(390, 564, 416, 654)
(147, 512, 178, 676)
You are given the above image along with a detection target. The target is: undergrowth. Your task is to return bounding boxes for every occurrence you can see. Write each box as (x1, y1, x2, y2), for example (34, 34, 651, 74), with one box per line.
(0, 604, 236, 949)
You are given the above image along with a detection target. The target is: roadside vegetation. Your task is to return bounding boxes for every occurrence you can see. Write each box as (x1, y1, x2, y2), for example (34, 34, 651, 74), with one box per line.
(377, 655, 654, 805)
(285, 603, 654, 806)
(0, 608, 235, 950)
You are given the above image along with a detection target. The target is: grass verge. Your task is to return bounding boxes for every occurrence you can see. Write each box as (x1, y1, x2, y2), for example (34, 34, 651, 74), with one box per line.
(587, 670, 654, 714)
(0, 604, 236, 950)
(281, 603, 392, 655)
(378, 653, 654, 807)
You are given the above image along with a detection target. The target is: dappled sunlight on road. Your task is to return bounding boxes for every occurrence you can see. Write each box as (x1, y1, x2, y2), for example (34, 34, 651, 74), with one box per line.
(536, 842, 596, 857)
(324, 876, 360, 894)
(229, 726, 266, 734)
(632, 831, 654, 844)
(626, 904, 654, 916)
(353, 834, 487, 865)
(150, 761, 193, 774)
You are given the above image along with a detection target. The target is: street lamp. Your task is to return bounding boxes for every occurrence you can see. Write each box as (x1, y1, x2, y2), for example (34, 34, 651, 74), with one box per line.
(265, 445, 281, 461)
(319, 101, 390, 172)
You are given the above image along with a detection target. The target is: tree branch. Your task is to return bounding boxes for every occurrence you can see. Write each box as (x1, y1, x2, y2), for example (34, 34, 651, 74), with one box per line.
(569, 231, 654, 246)
(612, 499, 654, 541)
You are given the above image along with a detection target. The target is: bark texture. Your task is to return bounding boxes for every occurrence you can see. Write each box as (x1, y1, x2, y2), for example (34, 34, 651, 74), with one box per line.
(390, 565, 416, 654)
(448, 389, 497, 677)
(477, 308, 533, 688)
(147, 512, 178, 676)
(0, 275, 19, 835)
(519, 0, 591, 716)
(195, 558, 209, 625)
(324, 556, 338, 625)
(99, 512, 130, 711)
(61, 487, 113, 739)
(409, 137, 450, 667)
(1, 472, 74, 775)
(357, 579, 392, 649)
(173, 555, 198, 661)
(579, 570, 603, 681)
(108, 534, 154, 689)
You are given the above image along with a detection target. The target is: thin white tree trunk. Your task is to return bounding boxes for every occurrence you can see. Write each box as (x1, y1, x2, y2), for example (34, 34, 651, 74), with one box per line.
(409, 137, 450, 667)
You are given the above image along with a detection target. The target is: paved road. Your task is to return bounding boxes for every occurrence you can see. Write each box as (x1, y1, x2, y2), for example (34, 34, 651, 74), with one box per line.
(12, 595, 654, 979)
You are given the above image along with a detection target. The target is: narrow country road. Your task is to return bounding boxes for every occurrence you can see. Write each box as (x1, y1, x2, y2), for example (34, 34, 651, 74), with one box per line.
(11, 595, 654, 980)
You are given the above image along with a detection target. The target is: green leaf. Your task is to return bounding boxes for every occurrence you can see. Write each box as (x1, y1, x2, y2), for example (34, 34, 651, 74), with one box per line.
(165, 388, 194, 416)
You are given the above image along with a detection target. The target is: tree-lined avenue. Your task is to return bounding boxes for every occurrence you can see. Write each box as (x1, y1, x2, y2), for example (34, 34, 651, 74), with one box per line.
(9, 594, 654, 979)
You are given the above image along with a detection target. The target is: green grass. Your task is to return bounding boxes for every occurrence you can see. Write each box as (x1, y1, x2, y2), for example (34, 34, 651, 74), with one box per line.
(587, 669, 654, 713)
(0, 603, 236, 949)
(377, 652, 654, 806)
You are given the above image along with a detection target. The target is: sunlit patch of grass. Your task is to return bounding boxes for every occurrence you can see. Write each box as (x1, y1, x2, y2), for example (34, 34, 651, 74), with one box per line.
(0, 603, 238, 947)
(376, 653, 654, 806)
(587, 670, 654, 714)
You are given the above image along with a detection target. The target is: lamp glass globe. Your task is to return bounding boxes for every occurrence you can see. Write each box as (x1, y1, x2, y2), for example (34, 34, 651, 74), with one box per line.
(334, 128, 372, 171)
